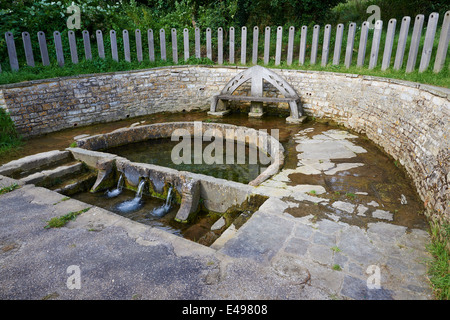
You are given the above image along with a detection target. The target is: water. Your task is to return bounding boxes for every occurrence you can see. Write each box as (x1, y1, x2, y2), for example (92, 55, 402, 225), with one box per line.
(105, 174, 124, 198)
(115, 179, 145, 213)
(105, 138, 266, 184)
(71, 188, 220, 243)
(150, 186, 173, 217)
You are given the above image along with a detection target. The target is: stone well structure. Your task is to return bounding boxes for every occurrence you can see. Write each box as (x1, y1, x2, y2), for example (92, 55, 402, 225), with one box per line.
(0, 65, 448, 229)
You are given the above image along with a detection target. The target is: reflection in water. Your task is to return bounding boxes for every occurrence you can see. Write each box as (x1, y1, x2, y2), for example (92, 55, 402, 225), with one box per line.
(106, 138, 267, 184)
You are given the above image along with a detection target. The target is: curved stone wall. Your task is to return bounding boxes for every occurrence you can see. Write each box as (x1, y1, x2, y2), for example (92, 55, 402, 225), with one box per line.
(0, 65, 448, 225)
(75, 121, 284, 187)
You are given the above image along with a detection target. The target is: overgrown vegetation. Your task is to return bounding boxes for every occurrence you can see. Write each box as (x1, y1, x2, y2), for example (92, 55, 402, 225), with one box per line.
(426, 220, 450, 300)
(0, 107, 22, 156)
(44, 207, 90, 228)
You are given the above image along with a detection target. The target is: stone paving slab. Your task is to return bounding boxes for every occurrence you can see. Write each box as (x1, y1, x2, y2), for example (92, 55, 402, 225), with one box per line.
(0, 177, 338, 300)
(219, 199, 433, 300)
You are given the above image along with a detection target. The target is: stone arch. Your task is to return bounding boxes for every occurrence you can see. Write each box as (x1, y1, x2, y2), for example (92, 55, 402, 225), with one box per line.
(209, 66, 304, 122)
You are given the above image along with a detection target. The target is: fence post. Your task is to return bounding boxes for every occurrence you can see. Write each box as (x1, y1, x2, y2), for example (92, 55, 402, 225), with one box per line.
(275, 26, 283, 66)
(123, 30, 131, 62)
(229, 27, 235, 64)
(264, 26, 271, 65)
(345, 22, 356, 68)
(369, 20, 383, 69)
(322, 24, 331, 66)
(381, 19, 396, 71)
(393, 16, 411, 70)
(333, 24, 344, 65)
(184, 28, 189, 62)
(22, 32, 35, 67)
(53, 31, 65, 67)
(68, 30, 78, 64)
(5, 32, 19, 71)
(38, 31, 50, 66)
(171, 29, 178, 64)
(406, 14, 424, 73)
(311, 25, 320, 65)
(206, 28, 212, 61)
(357, 21, 369, 67)
(82, 30, 92, 60)
(252, 26, 259, 65)
(241, 26, 247, 65)
(419, 12, 439, 72)
(434, 11, 450, 73)
(218, 27, 223, 65)
(110, 30, 119, 62)
(148, 29, 155, 62)
(160, 29, 166, 61)
(299, 26, 307, 65)
(136, 29, 143, 63)
(287, 26, 295, 66)
(96, 30, 105, 59)
(195, 27, 201, 59)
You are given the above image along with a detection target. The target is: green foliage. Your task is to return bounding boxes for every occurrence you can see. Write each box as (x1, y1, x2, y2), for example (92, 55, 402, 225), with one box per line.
(427, 221, 450, 300)
(0, 108, 22, 155)
(44, 207, 90, 228)
(329, 0, 450, 25)
(331, 246, 341, 253)
(0, 183, 20, 195)
(332, 264, 342, 271)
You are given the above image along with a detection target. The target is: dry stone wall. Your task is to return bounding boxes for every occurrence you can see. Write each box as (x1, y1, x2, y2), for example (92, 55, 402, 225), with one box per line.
(0, 66, 448, 225)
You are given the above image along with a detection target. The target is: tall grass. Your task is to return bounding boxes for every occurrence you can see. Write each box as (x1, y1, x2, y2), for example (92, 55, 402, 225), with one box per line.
(427, 220, 450, 300)
(0, 107, 22, 156)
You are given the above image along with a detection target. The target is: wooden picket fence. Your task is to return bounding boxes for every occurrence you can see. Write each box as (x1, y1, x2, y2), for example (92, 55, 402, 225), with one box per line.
(2, 11, 449, 74)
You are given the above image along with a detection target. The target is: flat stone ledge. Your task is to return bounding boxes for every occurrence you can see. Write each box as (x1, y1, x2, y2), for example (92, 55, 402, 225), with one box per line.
(286, 115, 307, 124)
(207, 110, 231, 117)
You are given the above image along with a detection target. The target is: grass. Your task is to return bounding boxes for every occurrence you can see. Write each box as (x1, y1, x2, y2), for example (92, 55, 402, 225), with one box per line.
(331, 246, 341, 253)
(44, 207, 90, 229)
(0, 45, 448, 88)
(0, 183, 20, 195)
(426, 220, 450, 300)
(0, 108, 22, 157)
(0, 56, 213, 86)
(345, 192, 356, 200)
(332, 264, 342, 271)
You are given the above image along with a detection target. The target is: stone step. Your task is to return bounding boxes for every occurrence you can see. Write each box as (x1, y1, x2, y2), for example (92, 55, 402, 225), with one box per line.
(52, 171, 97, 196)
(21, 162, 84, 187)
(0, 150, 73, 179)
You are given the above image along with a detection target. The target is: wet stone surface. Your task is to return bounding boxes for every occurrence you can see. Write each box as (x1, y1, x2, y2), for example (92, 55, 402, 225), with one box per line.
(220, 122, 432, 299)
